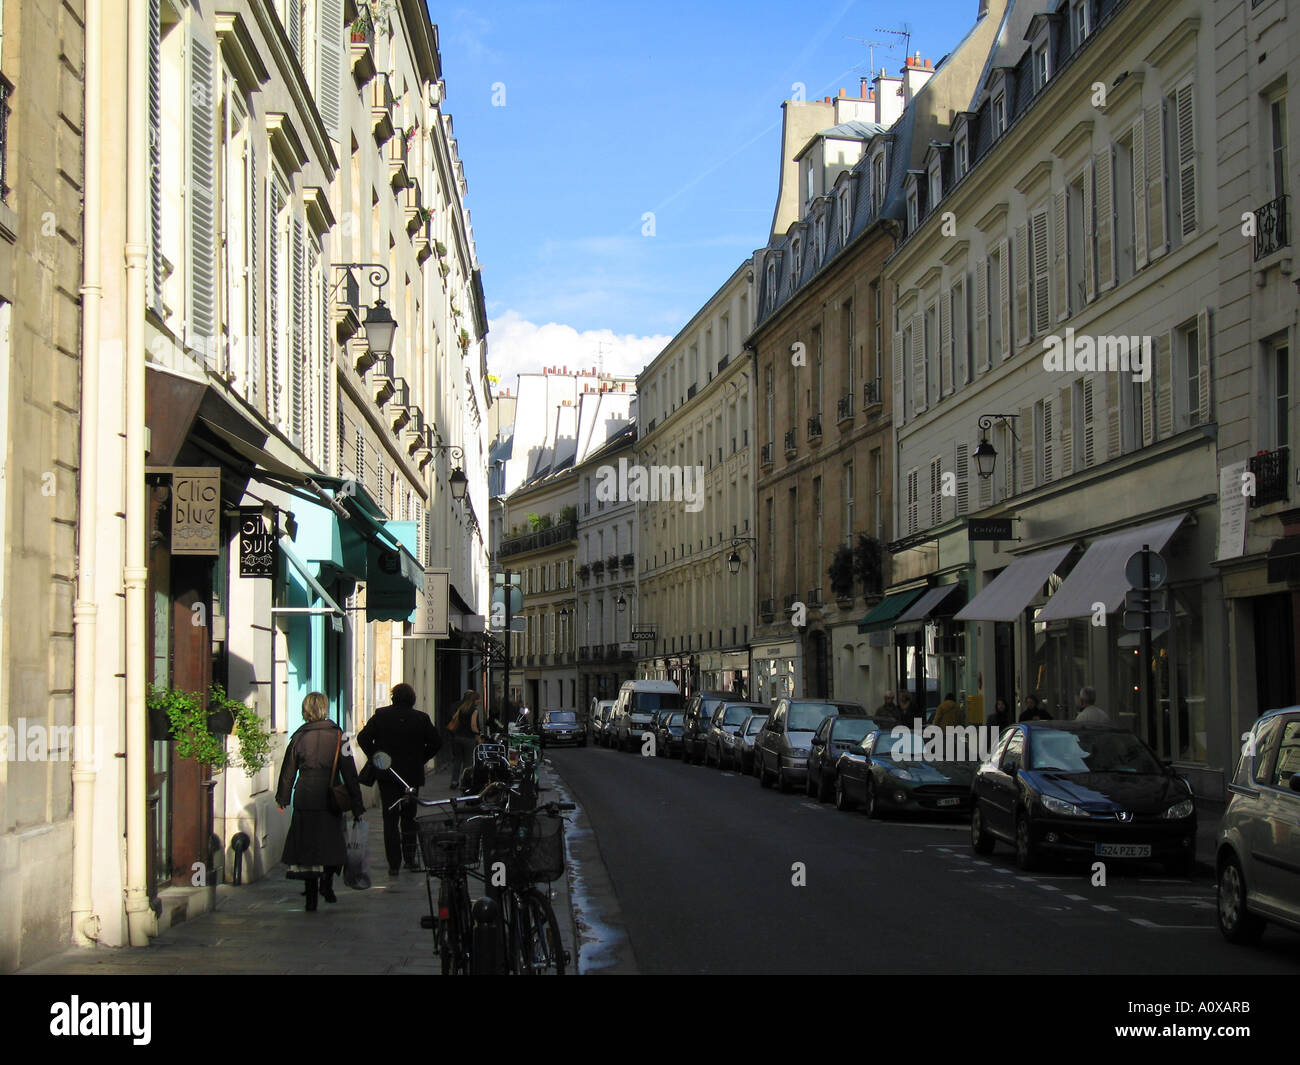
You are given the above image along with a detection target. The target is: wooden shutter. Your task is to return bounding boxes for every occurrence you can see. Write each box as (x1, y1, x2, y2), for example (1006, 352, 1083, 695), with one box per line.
(316, 0, 345, 142)
(291, 217, 306, 445)
(955, 277, 970, 386)
(1133, 113, 1148, 269)
(1106, 371, 1122, 459)
(974, 260, 989, 372)
(1058, 385, 1074, 477)
(186, 29, 218, 351)
(906, 469, 919, 534)
(996, 238, 1011, 360)
(1082, 378, 1096, 467)
(287, 0, 302, 61)
(356, 430, 366, 486)
(940, 291, 952, 396)
(1014, 224, 1030, 348)
(1142, 357, 1155, 447)
(377, 458, 386, 512)
(268, 179, 283, 425)
(1043, 398, 1055, 484)
(930, 457, 943, 527)
(911, 315, 926, 415)
(1082, 162, 1095, 301)
(147, 0, 164, 316)
(1095, 148, 1115, 291)
(1053, 188, 1068, 321)
(1145, 102, 1167, 260)
(892, 329, 905, 423)
(1156, 334, 1173, 439)
(1197, 308, 1212, 424)
(1175, 82, 1197, 238)
(247, 149, 260, 403)
(1031, 210, 1051, 336)
(321, 266, 331, 471)
(955, 443, 970, 516)
(1018, 405, 1035, 493)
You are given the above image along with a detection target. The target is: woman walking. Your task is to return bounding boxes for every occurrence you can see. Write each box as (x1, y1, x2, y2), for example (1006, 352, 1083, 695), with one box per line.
(446, 689, 482, 786)
(276, 692, 365, 911)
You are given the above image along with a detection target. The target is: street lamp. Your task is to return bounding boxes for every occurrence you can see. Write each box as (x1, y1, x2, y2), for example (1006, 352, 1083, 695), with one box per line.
(331, 263, 398, 356)
(974, 414, 1020, 481)
(728, 536, 757, 575)
(616, 593, 627, 612)
(431, 443, 468, 501)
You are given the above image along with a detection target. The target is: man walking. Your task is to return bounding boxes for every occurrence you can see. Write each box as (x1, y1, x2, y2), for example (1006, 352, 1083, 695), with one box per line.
(357, 683, 441, 875)
(1074, 686, 1110, 725)
(873, 691, 898, 728)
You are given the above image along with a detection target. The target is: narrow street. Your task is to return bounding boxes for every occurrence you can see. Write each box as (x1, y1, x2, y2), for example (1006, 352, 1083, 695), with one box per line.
(550, 747, 1300, 975)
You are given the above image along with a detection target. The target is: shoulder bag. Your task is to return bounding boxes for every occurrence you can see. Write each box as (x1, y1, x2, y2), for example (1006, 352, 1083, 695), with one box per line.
(325, 730, 352, 816)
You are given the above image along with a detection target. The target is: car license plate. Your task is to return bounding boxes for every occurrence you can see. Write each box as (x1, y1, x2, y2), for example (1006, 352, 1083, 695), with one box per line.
(1095, 843, 1152, 858)
(937, 797, 961, 807)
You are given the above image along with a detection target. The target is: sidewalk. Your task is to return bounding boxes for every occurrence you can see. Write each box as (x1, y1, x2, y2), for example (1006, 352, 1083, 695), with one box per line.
(21, 764, 578, 975)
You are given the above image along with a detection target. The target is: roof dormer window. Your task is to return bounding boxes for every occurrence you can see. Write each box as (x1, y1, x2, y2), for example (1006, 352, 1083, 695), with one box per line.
(928, 157, 942, 209)
(872, 149, 887, 213)
(791, 235, 803, 280)
(1072, 0, 1089, 48)
(955, 129, 969, 179)
(1035, 43, 1050, 93)
(992, 92, 1006, 136)
(766, 259, 777, 308)
(838, 182, 853, 244)
(906, 182, 918, 232)
(814, 215, 826, 263)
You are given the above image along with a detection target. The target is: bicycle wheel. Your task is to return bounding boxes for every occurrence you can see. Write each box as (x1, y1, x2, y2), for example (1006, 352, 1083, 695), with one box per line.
(438, 874, 473, 975)
(518, 887, 567, 975)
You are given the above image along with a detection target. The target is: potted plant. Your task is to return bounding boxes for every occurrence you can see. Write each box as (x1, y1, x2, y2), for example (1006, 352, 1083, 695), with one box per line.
(146, 684, 273, 773)
(559, 504, 577, 524)
(148, 686, 225, 768)
(854, 534, 884, 597)
(433, 240, 447, 258)
(828, 544, 856, 605)
(527, 512, 543, 531)
(457, 327, 470, 351)
(350, 6, 373, 43)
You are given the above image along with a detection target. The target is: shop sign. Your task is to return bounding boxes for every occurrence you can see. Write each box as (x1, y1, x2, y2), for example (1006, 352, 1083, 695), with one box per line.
(239, 507, 276, 578)
(170, 467, 221, 555)
(968, 518, 1012, 541)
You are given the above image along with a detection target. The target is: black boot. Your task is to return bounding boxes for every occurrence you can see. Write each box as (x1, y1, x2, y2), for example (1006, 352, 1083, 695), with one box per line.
(305, 875, 319, 912)
(320, 872, 337, 903)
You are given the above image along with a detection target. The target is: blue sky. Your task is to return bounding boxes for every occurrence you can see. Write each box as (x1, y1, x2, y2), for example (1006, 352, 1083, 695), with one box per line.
(427, 0, 981, 384)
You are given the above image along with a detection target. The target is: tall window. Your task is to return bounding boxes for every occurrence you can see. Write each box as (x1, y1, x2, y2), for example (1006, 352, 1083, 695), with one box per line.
(872, 449, 883, 537)
(872, 282, 882, 387)
(1183, 322, 1200, 426)
(1115, 135, 1136, 284)
(814, 326, 823, 413)
(1271, 95, 1289, 200)
(843, 300, 854, 394)
(766, 367, 775, 444)
(843, 462, 855, 545)
(1270, 339, 1290, 452)
(951, 277, 969, 385)
(766, 496, 775, 600)
(872, 152, 886, 214)
(993, 93, 1006, 136)
(1072, 0, 1089, 47)
(789, 487, 799, 597)
(813, 477, 823, 598)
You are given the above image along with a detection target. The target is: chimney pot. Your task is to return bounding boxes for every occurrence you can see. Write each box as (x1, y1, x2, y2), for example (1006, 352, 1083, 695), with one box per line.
(925, 58, 932, 69)
(860, 76, 869, 97)
(838, 87, 846, 98)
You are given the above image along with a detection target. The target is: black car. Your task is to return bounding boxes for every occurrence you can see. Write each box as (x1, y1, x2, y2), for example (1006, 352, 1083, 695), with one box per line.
(706, 701, 769, 769)
(539, 709, 585, 748)
(835, 728, 976, 817)
(806, 712, 878, 801)
(654, 711, 686, 757)
(681, 690, 735, 765)
(970, 722, 1196, 873)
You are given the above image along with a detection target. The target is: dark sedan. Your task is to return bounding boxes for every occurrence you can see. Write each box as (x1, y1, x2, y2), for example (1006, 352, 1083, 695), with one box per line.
(834, 729, 976, 816)
(806, 713, 879, 801)
(970, 722, 1197, 873)
(654, 711, 686, 758)
(539, 710, 585, 748)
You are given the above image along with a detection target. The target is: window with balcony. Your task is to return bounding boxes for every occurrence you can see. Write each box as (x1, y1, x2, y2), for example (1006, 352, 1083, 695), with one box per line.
(1257, 93, 1290, 260)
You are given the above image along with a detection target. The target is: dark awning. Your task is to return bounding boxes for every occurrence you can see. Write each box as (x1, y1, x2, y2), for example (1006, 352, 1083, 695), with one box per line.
(857, 588, 926, 634)
(893, 584, 966, 634)
(1267, 536, 1300, 584)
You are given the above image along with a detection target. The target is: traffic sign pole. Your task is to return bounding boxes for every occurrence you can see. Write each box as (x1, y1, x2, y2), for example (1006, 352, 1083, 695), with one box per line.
(1140, 545, 1156, 748)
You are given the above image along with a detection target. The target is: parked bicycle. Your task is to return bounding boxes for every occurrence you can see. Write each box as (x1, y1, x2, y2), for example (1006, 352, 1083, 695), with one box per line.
(487, 797, 574, 974)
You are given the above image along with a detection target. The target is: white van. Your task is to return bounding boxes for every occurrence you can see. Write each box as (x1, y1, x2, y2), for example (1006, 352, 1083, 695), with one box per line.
(612, 679, 683, 752)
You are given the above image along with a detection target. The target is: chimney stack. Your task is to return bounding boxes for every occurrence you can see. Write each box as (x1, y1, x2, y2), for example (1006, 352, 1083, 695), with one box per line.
(901, 54, 936, 106)
(873, 66, 904, 127)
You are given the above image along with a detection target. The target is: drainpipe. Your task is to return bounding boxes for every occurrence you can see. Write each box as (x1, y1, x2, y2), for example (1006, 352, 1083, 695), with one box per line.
(123, 0, 151, 947)
(71, 0, 103, 945)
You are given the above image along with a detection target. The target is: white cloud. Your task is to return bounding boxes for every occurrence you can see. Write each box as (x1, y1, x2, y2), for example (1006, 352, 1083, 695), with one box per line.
(486, 310, 671, 393)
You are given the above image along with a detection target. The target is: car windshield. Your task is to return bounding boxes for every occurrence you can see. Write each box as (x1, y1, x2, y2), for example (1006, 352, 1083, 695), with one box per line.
(1027, 729, 1163, 774)
(744, 716, 769, 736)
(831, 718, 878, 743)
(634, 692, 683, 712)
(876, 732, 924, 760)
(546, 712, 576, 724)
(722, 705, 754, 725)
(665, 713, 684, 726)
(787, 702, 839, 732)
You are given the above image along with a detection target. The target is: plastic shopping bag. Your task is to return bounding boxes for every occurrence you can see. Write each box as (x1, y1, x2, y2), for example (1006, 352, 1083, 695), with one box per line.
(343, 817, 372, 890)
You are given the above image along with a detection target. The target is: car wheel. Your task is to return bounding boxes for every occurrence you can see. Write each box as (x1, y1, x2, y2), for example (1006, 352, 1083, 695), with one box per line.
(971, 803, 995, 855)
(1014, 810, 1038, 871)
(1217, 854, 1266, 944)
(865, 778, 882, 820)
(834, 775, 855, 811)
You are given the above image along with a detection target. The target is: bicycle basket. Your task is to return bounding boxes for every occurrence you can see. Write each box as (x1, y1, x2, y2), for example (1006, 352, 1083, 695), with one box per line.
(487, 809, 565, 884)
(416, 814, 491, 874)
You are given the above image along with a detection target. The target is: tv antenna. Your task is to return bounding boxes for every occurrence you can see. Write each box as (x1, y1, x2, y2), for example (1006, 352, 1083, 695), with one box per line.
(873, 24, 913, 66)
(844, 36, 895, 77)
(594, 339, 611, 377)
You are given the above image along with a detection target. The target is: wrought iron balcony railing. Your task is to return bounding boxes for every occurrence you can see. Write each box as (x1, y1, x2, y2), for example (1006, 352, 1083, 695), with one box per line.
(1249, 446, 1289, 507)
(836, 393, 854, 423)
(808, 414, 822, 439)
(760, 442, 774, 465)
(1254, 195, 1289, 261)
(784, 427, 797, 454)
(498, 519, 578, 559)
(864, 377, 883, 407)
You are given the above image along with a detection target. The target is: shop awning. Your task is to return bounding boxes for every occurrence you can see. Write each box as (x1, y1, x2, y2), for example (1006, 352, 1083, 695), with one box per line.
(197, 417, 314, 483)
(955, 544, 1075, 622)
(1035, 515, 1186, 621)
(1267, 536, 1300, 584)
(894, 584, 966, 634)
(276, 534, 345, 617)
(858, 588, 926, 633)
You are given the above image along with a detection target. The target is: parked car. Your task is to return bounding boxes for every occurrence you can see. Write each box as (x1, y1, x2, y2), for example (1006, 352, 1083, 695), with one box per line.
(654, 711, 686, 758)
(835, 728, 974, 816)
(1217, 706, 1300, 944)
(681, 690, 736, 765)
(970, 722, 1196, 872)
(735, 713, 770, 775)
(539, 709, 585, 748)
(806, 711, 878, 801)
(706, 701, 770, 768)
(590, 698, 617, 745)
(612, 679, 683, 752)
(755, 700, 862, 792)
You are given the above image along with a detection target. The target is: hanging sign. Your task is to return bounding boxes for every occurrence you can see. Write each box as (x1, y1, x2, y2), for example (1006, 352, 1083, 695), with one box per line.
(170, 467, 221, 555)
(239, 507, 276, 578)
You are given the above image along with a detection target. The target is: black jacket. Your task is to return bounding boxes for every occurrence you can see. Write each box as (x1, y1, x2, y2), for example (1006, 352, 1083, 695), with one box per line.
(276, 720, 364, 869)
(357, 703, 441, 787)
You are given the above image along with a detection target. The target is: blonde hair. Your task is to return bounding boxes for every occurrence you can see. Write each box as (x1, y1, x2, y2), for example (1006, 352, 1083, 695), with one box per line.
(302, 691, 330, 722)
(454, 690, 479, 717)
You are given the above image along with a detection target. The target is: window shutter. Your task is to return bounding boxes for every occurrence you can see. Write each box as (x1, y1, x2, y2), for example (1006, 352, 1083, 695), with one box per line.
(1014, 224, 1030, 348)
(1142, 361, 1155, 447)
(337, 407, 345, 477)
(1081, 379, 1095, 467)
(316, 0, 344, 142)
(356, 430, 366, 487)
(955, 443, 970, 515)
(892, 329, 905, 424)
(377, 457, 386, 513)
(996, 238, 1011, 360)
(1058, 385, 1074, 477)
(911, 314, 926, 415)
(1082, 162, 1095, 301)
(186, 30, 218, 353)
(247, 152, 260, 403)
(974, 260, 989, 371)
(955, 278, 970, 386)
(1043, 398, 1055, 484)
(940, 291, 952, 396)
(1031, 211, 1051, 336)
(906, 469, 919, 535)
(321, 268, 331, 471)
(268, 179, 283, 425)
(978, 462, 992, 508)
(1106, 371, 1122, 459)
(1133, 113, 1148, 269)
(1175, 83, 1197, 238)
(1018, 405, 1035, 493)
(1196, 308, 1212, 424)
(1095, 148, 1115, 291)
(147, 0, 164, 316)
(1053, 189, 1068, 321)
(291, 217, 306, 446)
(287, 0, 302, 61)
(930, 458, 943, 527)
(1158, 333, 1174, 438)
(1145, 102, 1167, 260)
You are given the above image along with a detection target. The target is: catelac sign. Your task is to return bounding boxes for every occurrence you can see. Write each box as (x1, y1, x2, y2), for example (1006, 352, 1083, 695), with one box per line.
(968, 518, 1013, 542)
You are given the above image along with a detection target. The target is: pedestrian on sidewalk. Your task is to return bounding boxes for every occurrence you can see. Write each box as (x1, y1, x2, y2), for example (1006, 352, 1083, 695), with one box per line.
(933, 692, 963, 728)
(1019, 694, 1051, 722)
(1075, 686, 1110, 725)
(276, 692, 364, 911)
(446, 689, 483, 787)
(873, 691, 898, 729)
(358, 682, 441, 876)
(990, 697, 1011, 729)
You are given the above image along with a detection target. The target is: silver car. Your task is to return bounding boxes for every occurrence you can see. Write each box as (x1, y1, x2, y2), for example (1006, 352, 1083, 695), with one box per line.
(1217, 706, 1300, 943)
(735, 713, 769, 775)
(755, 699, 849, 792)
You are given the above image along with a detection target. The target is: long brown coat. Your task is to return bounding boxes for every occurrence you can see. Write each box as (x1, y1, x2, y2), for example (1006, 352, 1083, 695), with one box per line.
(276, 719, 365, 870)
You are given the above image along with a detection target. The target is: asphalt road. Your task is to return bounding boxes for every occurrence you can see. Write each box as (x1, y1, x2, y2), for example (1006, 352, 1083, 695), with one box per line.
(548, 744, 1300, 975)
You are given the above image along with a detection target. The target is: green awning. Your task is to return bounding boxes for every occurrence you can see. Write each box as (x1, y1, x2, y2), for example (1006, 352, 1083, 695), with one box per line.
(857, 588, 927, 634)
